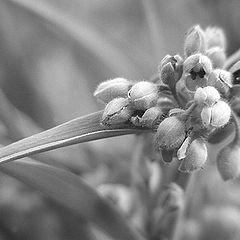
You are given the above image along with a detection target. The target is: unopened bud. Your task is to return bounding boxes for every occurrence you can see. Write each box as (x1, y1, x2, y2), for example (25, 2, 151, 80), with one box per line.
(154, 116, 186, 150)
(94, 78, 132, 103)
(184, 54, 212, 77)
(179, 138, 208, 172)
(160, 62, 176, 85)
(161, 183, 184, 211)
(102, 97, 133, 125)
(197, 86, 220, 106)
(208, 69, 232, 96)
(184, 25, 206, 57)
(194, 87, 207, 104)
(98, 184, 132, 214)
(205, 27, 226, 50)
(128, 81, 159, 110)
(140, 106, 164, 128)
(206, 47, 226, 68)
(211, 100, 231, 127)
(217, 142, 240, 180)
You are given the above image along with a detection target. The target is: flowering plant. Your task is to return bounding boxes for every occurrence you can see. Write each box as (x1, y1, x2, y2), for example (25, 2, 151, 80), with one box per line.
(1, 24, 240, 240)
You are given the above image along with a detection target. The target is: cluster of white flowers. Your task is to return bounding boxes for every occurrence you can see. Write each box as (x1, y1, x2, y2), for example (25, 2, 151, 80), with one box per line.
(94, 25, 240, 180)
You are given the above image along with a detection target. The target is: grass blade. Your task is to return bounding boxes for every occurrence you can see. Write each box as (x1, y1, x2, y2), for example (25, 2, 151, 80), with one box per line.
(0, 159, 144, 240)
(4, 0, 135, 75)
(0, 111, 149, 164)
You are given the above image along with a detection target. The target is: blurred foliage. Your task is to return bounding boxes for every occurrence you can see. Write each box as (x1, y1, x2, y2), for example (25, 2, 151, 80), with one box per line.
(0, 0, 240, 239)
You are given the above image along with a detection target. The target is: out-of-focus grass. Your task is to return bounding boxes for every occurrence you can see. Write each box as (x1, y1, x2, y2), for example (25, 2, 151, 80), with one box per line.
(0, 0, 240, 239)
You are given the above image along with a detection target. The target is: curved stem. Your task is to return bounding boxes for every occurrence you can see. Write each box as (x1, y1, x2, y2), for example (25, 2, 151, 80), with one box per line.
(231, 111, 240, 145)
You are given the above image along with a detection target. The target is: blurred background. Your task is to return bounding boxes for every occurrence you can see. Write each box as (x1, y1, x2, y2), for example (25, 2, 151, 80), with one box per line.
(0, 0, 240, 239)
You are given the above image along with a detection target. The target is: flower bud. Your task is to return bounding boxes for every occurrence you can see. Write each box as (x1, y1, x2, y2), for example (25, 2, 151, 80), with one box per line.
(217, 142, 240, 180)
(179, 138, 208, 172)
(205, 27, 226, 50)
(140, 106, 164, 128)
(102, 97, 133, 125)
(184, 54, 212, 77)
(160, 62, 176, 85)
(159, 55, 183, 85)
(208, 69, 232, 96)
(203, 86, 221, 106)
(206, 47, 226, 68)
(211, 100, 231, 127)
(161, 183, 184, 211)
(154, 116, 186, 150)
(98, 184, 132, 214)
(94, 78, 132, 103)
(194, 87, 207, 104)
(184, 25, 206, 57)
(128, 81, 159, 110)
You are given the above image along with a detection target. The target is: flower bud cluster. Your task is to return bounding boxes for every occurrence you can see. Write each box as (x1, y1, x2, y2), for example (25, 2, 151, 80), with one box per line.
(94, 25, 240, 178)
(94, 78, 176, 128)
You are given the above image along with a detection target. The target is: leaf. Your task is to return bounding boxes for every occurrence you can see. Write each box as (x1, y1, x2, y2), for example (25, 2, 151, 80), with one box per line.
(0, 159, 144, 240)
(4, 0, 135, 76)
(0, 111, 149, 164)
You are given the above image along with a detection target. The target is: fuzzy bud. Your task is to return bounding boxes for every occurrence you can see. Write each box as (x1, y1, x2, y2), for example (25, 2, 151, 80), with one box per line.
(211, 100, 231, 127)
(208, 69, 232, 96)
(179, 138, 208, 172)
(160, 62, 176, 85)
(161, 183, 184, 211)
(205, 27, 226, 50)
(184, 54, 212, 77)
(94, 78, 132, 103)
(98, 184, 132, 214)
(131, 106, 163, 128)
(140, 106, 164, 128)
(217, 143, 240, 180)
(184, 25, 206, 57)
(195, 86, 220, 106)
(201, 100, 231, 127)
(154, 116, 186, 150)
(102, 97, 133, 125)
(206, 47, 226, 68)
(194, 87, 207, 104)
(128, 81, 159, 110)
(159, 55, 183, 85)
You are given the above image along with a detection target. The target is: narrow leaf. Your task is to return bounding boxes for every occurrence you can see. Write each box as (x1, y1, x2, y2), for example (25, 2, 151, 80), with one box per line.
(0, 111, 149, 164)
(0, 159, 144, 240)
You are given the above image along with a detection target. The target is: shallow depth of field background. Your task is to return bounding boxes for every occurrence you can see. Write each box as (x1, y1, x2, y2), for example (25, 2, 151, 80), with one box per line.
(0, 0, 240, 239)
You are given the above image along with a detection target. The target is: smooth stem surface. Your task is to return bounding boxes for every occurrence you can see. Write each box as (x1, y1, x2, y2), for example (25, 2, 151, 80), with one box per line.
(160, 161, 192, 240)
(170, 171, 192, 240)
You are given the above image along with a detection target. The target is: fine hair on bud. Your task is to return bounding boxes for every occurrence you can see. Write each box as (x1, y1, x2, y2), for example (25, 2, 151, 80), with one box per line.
(128, 81, 159, 110)
(205, 27, 226, 50)
(208, 69, 232, 96)
(206, 47, 226, 68)
(154, 116, 186, 151)
(94, 78, 132, 103)
(184, 25, 206, 57)
(179, 138, 208, 172)
(102, 97, 133, 125)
